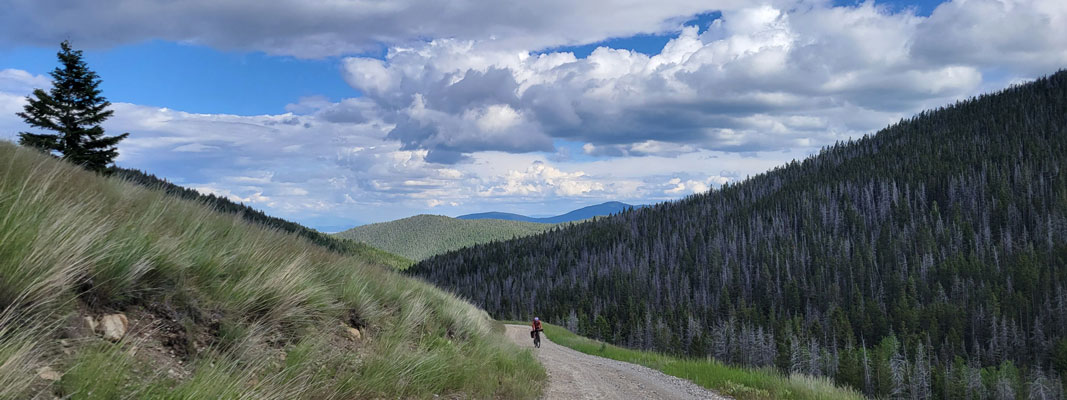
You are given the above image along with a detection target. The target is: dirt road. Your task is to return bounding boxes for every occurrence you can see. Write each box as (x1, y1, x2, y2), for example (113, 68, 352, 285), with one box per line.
(505, 325, 728, 400)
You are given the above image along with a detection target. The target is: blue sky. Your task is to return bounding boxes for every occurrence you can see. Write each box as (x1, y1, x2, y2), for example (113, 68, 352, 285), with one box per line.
(1, 0, 941, 116)
(0, 42, 358, 115)
(1, 0, 1064, 230)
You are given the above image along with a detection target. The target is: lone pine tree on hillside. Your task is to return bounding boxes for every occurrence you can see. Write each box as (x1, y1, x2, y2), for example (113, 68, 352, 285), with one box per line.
(17, 40, 128, 172)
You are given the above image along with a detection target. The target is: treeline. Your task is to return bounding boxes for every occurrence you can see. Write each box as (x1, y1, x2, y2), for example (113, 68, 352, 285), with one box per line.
(410, 70, 1067, 398)
(110, 167, 411, 269)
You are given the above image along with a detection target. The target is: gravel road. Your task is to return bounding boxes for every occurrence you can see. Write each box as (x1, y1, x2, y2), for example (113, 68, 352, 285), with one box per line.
(505, 325, 729, 400)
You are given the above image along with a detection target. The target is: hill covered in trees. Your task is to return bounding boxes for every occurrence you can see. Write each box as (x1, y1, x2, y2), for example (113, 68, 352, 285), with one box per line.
(410, 71, 1067, 398)
(335, 215, 561, 263)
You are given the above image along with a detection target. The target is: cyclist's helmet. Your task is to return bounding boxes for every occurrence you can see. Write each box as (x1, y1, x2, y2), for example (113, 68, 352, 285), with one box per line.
(534, 317, 539, 321)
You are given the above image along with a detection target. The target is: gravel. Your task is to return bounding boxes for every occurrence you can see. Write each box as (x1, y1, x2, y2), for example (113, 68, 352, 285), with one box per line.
(506, 325, 730, 400)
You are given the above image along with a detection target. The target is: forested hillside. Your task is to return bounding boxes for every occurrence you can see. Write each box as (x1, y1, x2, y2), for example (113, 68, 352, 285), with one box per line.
(410, 71, 1067, 398)
(335, 214, 558, 263)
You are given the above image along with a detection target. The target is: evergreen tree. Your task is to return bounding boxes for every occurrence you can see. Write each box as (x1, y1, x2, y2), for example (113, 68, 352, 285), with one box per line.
(17, 40, 128, 171)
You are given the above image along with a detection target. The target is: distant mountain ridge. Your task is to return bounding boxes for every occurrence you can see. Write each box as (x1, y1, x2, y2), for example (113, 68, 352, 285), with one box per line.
(457, 201, 638, 223)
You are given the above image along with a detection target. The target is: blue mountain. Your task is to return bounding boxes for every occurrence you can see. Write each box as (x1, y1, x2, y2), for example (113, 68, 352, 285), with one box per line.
(456, 201, 639, 224)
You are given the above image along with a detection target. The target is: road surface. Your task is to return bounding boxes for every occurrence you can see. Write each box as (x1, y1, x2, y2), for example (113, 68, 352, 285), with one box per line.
(505, 325, 728, 400)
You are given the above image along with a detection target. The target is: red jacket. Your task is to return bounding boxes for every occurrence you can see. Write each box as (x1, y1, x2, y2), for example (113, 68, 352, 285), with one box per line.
(531, 320, 543, 331)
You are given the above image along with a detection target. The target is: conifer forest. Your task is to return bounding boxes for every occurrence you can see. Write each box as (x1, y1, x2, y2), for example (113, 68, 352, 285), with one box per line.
(411, 71, 1067, 398)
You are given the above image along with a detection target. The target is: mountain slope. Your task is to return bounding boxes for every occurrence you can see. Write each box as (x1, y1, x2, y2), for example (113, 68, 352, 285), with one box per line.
(411, 71, 1067, 398)
(457, 201, 636, 223)
(334, 214, 557, 263)
(0, 142, 544, 399)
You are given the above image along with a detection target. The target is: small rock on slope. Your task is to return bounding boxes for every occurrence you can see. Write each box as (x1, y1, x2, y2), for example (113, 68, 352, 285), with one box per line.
(36, 366, 61, 381)
(100, 314, 129, 341)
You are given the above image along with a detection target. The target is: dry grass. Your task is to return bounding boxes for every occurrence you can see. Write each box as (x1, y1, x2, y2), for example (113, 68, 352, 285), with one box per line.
(0, 141, 545, 399)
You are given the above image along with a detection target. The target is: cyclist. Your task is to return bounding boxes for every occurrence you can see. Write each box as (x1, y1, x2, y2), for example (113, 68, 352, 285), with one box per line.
(530, 317, 544, 348)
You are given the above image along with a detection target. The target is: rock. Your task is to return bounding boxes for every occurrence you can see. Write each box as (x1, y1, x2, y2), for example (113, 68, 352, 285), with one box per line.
(36, 366, 61, 381)
(83, 316, 97, 333)
(100, 314, 129, 341)
(346, 327, 362, 341)
(60, 314, 95, 338)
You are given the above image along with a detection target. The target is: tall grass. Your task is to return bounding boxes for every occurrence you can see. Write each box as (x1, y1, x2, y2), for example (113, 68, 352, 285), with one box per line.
(0, 307, 51, 398)
(0, 141, 544, 398)
(541, 323, 863, 400)
(59, 341, 137, 399)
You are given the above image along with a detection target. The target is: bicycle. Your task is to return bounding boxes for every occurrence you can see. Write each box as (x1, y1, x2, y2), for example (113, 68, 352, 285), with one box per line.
(531, 328, 543, 348)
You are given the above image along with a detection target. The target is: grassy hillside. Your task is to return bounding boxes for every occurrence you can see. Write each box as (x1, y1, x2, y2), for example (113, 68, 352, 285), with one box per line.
(334, 214, 557, 263)
(535, 322, 862, 400)
(0, 141, 545, 399)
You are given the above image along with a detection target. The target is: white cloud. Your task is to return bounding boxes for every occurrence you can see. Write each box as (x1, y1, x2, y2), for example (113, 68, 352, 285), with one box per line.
(0, 69, 51, 93)
(173, 143, 219, 152)
(426, 199, 460, 208)
(342, 59, 399, 95)
(468, 104, 522, 133)
(480, 161, 605, 197)
(583, 140, 699, 157)
(342, 0, 1065, 162)
(0, 68, 816, 224)
(663, 175, 731, 195)
(191, 185, 273, 206)
(3, 0, 1066, 225)
(912, 0, 1067, 74)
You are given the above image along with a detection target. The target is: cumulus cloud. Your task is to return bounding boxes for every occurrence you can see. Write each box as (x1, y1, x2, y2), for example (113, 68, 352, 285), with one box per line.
(1, 68, 677, 223)
(4, 0, 1066, 225)
(1, 0, 747, 58)
(388, 94, 554, 163)
(583, 141, 699, 157)
(0, 66, 458, 222)
(341, 0, 1064, 162)
(480, 161, 605, 197)
(0, 67, 818, 224)
(911, 0, 1067, 74)
(0, 69, 51, 93)
(663, 176, 731, 195)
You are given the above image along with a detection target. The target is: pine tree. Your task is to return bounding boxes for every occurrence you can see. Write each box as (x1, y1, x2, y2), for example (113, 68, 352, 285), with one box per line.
(17, 40, 128, 171)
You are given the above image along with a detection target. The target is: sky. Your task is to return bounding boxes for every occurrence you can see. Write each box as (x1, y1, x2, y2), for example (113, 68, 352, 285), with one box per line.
(1, 0, 1065, 231)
